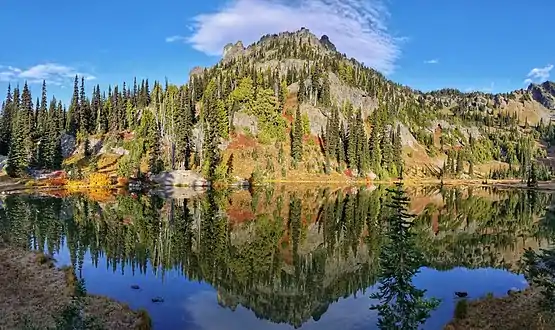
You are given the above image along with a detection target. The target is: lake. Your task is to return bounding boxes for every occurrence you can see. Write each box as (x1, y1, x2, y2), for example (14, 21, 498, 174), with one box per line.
(0, 184, 553, 329)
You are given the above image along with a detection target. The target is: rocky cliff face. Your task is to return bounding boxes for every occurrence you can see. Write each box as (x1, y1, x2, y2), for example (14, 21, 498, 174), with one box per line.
(222, 41, 245, 61)
(529, 81, 555, 110)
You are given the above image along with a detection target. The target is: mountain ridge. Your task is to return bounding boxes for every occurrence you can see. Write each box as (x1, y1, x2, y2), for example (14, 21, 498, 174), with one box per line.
(3, 28, 555, 185)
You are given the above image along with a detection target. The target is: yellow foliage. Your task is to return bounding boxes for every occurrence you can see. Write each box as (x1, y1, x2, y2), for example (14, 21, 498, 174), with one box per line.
(88, 173, 111, 187)
(97, 153, 121, 171)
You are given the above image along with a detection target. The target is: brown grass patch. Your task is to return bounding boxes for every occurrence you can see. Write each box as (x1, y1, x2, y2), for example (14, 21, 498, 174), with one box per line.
(445, 286, 555, 330)
(0, 247, 147, 329)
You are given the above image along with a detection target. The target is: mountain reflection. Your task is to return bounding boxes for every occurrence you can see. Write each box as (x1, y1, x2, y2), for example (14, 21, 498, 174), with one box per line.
(0, 185, 553, 328)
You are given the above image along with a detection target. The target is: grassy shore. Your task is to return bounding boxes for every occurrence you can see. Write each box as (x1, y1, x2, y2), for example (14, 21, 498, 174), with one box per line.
(445, 286, 555, 330)
(0, 246, 151, 330)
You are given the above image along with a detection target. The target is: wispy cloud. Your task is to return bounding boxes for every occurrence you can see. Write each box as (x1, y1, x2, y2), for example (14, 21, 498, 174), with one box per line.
(424, 59, 438, 64)
(524, 64, 553, 84)
(0, 63, 96, 85)
(165, 35, 188, 43)
(179, 0, 401, 75)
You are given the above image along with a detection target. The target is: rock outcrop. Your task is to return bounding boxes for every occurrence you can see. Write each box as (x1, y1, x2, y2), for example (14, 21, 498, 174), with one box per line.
(223, 41, 245, 61)
(529, 81, 555, 110)
(151, 170, 208, 187)
(319, 35, 336, 52)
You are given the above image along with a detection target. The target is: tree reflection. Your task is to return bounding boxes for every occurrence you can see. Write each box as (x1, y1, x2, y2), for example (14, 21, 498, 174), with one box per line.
(0, 185, 553, 328)
(370, 182, 440, 329)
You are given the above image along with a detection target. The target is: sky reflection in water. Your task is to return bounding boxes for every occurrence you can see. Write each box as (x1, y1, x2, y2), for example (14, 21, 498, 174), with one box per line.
(1, 185, 551, 329)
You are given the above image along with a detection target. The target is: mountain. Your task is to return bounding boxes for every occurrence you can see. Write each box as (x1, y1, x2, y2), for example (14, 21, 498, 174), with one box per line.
(2, 28, 555, 183)
(185, 27, 555, 181)
(528, 81, 555, 110)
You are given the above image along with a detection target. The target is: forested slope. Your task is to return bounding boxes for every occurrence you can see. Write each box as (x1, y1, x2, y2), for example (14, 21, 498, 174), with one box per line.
(1, 28, 555, 183)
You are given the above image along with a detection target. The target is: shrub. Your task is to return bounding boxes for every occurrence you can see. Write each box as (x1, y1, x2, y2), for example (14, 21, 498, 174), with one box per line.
(88, 173, 110, 187)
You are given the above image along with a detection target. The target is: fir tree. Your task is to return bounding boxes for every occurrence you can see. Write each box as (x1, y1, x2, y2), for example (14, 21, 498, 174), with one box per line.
(175, 86, 193, 169)
(0, 84, 13, 155)
(291, 105, 303, 164)
(297, 78, 305, 103)
(201, 79, 220, 179)
(79, 77, 90, 133)
(393, 124, 403, 173)
(279, 79, 288, 112)
(148, 121, 162, 175)
(6, 111, 27, 177)
(67, 75, 80, 134)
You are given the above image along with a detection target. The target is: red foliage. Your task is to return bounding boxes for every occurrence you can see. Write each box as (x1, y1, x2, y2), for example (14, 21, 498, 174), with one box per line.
(227, 133, 257, 149)
(344, 168, 354, 177)
(47, 177, 68, 186)
(283, 112, 293, 122)
(226, 208, 255, 225)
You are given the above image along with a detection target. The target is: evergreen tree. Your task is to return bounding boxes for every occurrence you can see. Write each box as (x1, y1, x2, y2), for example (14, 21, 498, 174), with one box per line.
(175, 86, 193, 169)
(297, 78, 305, 103)
(291, 105, 303, 164)
(393, 124, 403, 174)
(528, 162, 538, 188)
(148, 121, 162, 175)
(279, 80, 288, 112)
(20, 82, 34, 163)
(456, 151, 464, 175)
(37, 81, 48, 136)
(79, 77, 90, 133)
(67, 75, 80, 134)
(0, 84, 13, 155)
(380, 126, 393, 173)
(201, 79, 220, 179)
(6, 111, 27, 177)
(347, 113, 357, 169)
(369, 120, 382, 173)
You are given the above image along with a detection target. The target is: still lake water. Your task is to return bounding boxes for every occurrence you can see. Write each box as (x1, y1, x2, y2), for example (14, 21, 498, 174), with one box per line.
(1, 185, 554, 329)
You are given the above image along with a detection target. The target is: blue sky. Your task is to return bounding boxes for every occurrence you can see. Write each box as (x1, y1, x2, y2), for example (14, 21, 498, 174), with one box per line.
(0, 0, 553, 102)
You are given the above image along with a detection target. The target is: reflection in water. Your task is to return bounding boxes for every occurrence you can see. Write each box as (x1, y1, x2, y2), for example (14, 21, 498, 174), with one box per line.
(0, 185, 554, 329)
(370, 183, 440, 329)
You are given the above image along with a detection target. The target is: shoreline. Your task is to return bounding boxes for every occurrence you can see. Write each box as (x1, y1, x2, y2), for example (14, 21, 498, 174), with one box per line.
(0, 245, 151, 330)
(2, 176, 555, 196)
(445, 286, 554, 330)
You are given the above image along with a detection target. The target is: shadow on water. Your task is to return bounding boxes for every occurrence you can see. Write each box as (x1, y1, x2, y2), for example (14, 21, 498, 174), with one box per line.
(1, 184, 555, 329)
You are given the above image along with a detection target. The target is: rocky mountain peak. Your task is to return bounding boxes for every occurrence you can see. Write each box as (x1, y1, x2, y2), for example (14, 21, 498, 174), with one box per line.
(528, 81, 555, 110)
(319, 35, 336, 52)
(223, 41, 245, 61)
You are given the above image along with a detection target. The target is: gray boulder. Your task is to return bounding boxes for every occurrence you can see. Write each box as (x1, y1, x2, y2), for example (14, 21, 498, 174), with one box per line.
(151, 170, 208, 187)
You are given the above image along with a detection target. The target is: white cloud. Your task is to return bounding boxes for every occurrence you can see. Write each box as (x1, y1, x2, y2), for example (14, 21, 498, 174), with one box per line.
(165, 35, 188, 43)
(0, 63, 96, 85)
(424, 59, 438, 64)
(524, 64, 553, 84)
(183, 0, 400, 75)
